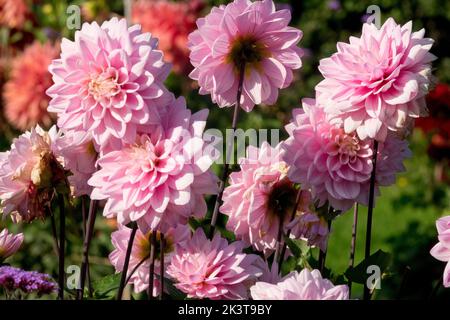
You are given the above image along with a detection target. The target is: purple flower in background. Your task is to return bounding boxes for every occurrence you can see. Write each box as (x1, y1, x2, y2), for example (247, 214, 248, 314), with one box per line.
(0, 266, 58, 296)
(327, 0, 341, 11)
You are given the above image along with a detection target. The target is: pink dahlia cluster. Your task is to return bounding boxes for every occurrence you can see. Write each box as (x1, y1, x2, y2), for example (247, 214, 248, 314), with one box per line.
(89, 97, 218, 232)
(316, 18, 436, 141)
(0, 0, 29, 29)
(0, 228, 23, 261)
(283, 99, 411, 211)
(220, 142, 328, 255)
(167, 228, 262, 300)
(188, 0, 303, 111)
(430, 215, 450, 288)
(46, 17, 172, 152)
(3, 41, 59, 131)
(132, 0, 203, 74)
(109, 224, 190, 296)
(251, 268, 349, 300)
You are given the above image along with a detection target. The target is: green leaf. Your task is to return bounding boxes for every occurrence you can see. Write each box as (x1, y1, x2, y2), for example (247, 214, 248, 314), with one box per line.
(155, 274, 186, 300)
(92, 273, 121, 299)
(284, 237, 309, 258)
(344, 250, 392, 284)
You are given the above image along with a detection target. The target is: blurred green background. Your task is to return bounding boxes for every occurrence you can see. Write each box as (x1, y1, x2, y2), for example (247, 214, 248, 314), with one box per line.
(0, 0, 449, 299)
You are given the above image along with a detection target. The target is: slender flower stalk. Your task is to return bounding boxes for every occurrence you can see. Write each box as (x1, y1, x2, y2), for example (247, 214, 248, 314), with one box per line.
(148, 231, 156, 300)
(77, 199, 98, 300)
(278, 189, 303, 267)
(318, 217, 332, 274)
(273, 217, 284, 267)
(125, 255, 150, 286)
(117, 223, 138, 300)
(159, 233, 165, 300)
(348, 202, 359, 297)
(57, 194, 65, 300)
(364, 140, 379, 300)
(209, 63, 245, 238)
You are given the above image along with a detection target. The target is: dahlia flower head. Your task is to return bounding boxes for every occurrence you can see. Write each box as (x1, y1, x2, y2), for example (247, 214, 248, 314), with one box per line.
(0, 228, 23, 262)
(167, 228, 262, 300)
(430, 215, 450, 288)
(220, 142, 328, 255)
(109, 223, 190, 296)
(283, 98, 411, 212)
(316, 18, 436, 141)
(0, 0, 29, 29)
(52, 130, 97, 196)
(188, 0, 303, 111)
(0, 126, 63, 222)
(89, 97, 219, 232)
(46, 17, 172, 152)
(251, 268, 349, 300)
(132, 0, 203, 74)
(3, 41, 59, 131)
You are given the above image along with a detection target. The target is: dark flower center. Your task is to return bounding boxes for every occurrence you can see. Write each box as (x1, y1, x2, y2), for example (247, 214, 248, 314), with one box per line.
(267, 179, 297, 220)
(226, 35, 269, 73)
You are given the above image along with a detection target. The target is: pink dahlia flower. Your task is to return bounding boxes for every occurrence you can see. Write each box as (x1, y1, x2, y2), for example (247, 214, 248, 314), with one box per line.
(220, 141, 327, 255)
(0, 0, 29, 29)
(3, 41, 59, 131)
(109, 223, 190, 296)
(89, 97, 218, 232)
(316, 18, 436, 141)
(188, 0, 303, 111)
(53, 130, 97, 196)
(0, 228, 23, 261)
(132, 0, 203, 74)
(167, 228, 262, 300)
(251, 268, 349, 300)
(46, 17, 172, 151)
(430, 215, 450, 288)
(283, 99, 411, 211)
(0, 126, 67, 222)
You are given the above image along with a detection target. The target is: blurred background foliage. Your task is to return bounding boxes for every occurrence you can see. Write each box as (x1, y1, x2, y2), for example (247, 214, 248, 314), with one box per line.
(0, 0, 449, 299)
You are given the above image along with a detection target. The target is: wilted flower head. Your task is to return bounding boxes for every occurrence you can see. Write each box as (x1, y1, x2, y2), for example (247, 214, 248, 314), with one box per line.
(0, 228, 23, 262)
(132, 0, 203, 74)
(0, 0, 29, 29)
(46, 17, 172, 151)
(167, 228, 262, 299)
(251, 268, 349, 300)
(316, 18, 436, 141)
(53, 130, 97, 196)
(89, 97, 218, 232)
(109, 224, 190, 296)
(0, 266, 57, 296)
(188, 0, 303, 111)
(0, 126, 68, 222)
(283, 99, 411, 211)
(3, 41, 59, 131)
(430, 215, 450, 288)
(220, 142, 326, 255)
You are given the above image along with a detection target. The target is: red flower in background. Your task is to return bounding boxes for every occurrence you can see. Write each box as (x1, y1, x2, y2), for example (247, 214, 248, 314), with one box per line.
(0, 0, 30, 29)
(3, 41, 59, 131)
(132, 0, 204, 75)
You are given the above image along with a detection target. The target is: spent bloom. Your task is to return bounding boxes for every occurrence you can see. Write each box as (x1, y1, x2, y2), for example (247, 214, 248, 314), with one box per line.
(430, 215, 450, 288)
(220, 142, 327, 255)
(0, 228, 23, 262)
(109, 224, 190, 296)
(132, 0, 203, 74)
(89, 97, 218, 232)
(251, 268, 349, 300)
(0, 126, 68, 222)
(46, 17, 172, 151)
(188, 0, 303, 111)
(316, 18, 436, 141)
(3, 41, 59, 131)
(283, 99, 411, 211)
(167, 228, 262, 300)
(0, 266, 57, 296)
